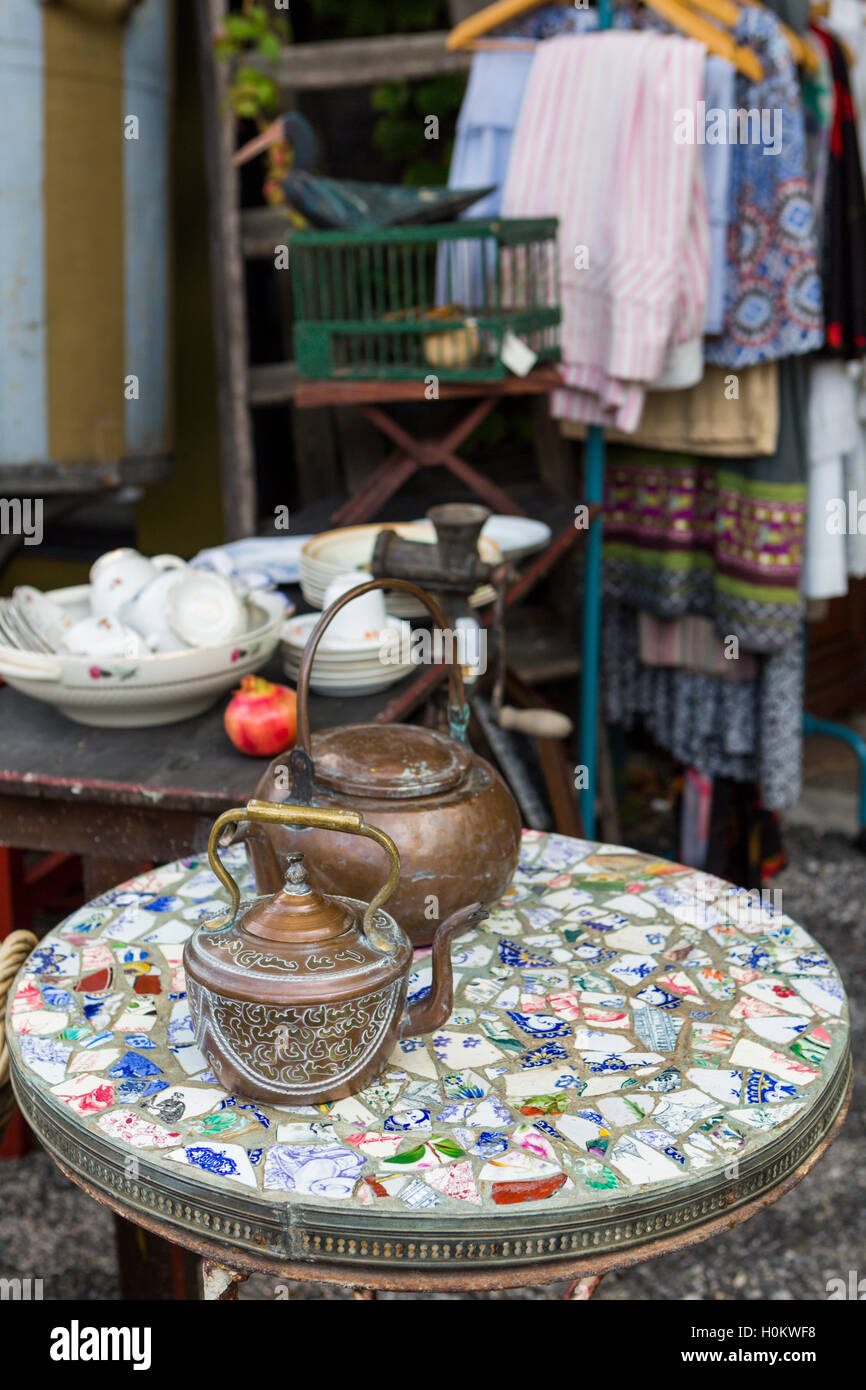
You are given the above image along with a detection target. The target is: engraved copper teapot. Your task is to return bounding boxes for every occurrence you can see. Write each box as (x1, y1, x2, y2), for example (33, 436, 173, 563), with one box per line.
(247, 578, 522, 948)
(184, 799, 486, 1105)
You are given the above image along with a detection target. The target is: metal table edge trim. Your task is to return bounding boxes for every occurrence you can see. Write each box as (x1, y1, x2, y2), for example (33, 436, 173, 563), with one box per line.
(10, 1043, 853, 1275)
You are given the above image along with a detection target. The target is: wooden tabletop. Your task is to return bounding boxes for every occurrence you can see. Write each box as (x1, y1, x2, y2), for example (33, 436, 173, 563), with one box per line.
(0, 655, 416, 816)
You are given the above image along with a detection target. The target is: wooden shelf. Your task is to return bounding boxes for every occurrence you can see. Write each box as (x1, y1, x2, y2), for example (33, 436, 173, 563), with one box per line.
(267, 32, 471, 92)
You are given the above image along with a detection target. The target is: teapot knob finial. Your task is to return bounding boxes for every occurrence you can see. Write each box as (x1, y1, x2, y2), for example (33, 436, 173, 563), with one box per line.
(283, 852, 312, 896)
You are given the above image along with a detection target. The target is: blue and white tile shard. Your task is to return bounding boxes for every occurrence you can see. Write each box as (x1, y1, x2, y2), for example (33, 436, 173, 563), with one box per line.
(9, 833, 849, 1213)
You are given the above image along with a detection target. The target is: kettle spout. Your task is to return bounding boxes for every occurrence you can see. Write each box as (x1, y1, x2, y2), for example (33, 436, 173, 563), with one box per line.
(400, 902, 488, 1039)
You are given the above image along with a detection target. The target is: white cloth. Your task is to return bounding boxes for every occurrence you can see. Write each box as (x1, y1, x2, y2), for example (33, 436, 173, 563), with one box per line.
(803, 361, 859, 599)
(191, 537, 312, 591)
(828, 0, 866, 580)
(502, 32, 710, 431)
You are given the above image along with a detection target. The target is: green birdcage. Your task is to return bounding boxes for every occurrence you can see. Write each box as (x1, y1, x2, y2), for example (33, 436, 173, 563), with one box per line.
(291, 218, 561, 382)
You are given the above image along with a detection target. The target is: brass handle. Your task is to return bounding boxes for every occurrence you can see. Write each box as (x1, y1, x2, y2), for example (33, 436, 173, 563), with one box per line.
(207, 799, 401, 933)
(294, 576, 468, 751)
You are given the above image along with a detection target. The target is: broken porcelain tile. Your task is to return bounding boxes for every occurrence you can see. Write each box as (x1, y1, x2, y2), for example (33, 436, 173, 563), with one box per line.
(686, 1069, 742, 1103)
(275, 1122, 333, 1142)
(729, 1040, 820, 1085)
(19, 1036, 72, 1084)
(691, 1022, 737, 1054)
(384, 1108, 432, 1133)
(143, 1085, 226, 1123)
(170, 1143, 257, 1187)
(650, 1089, 720, 1134)
(399, 1178, 442, 1209)
(519, 1041, 570, 1069)
(358, 1080, 405, 1113)
(429, 1030, 503, 1069)
(633, 1004, 681, 1051)
(462, 976, 500, 1004)
(424, 1160, 482, 1204)
(479, 1149, 561, 1183)
(743, 1071, 799, 1103)
(729, 1102, 805, 1129)
(97, 1110, 181, 1148)
(597, 1094, 655, 1126)
(50, 1074, 115, 1115)
(607, 1135, 684, 1182)
(263, 1142, 363, 1197)
(511, 1123, 558, 1162)
(107, 1051, 162, 1080)
(344, 1133, 403, 1159)
(503, 1065, 583, 1097)
(170, 1044, 209, 1075)
(327, 1096, 378, 1128)
(442, 1070, 487, 1101)
(186, 1111, 257, 1139)
(382, 1137, 464, 1169)
(547, 990, 581, 1020)
(556, 1110, 611, 1153)
(12, 1009, 69, 1036)
(744, 1014, 810, 1046)
(389, 1038, 438, 1078)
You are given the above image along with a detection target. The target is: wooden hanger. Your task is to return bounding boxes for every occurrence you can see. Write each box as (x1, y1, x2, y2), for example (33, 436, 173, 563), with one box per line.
(446, 0, 764, 80)
(681, 0, 820, 71)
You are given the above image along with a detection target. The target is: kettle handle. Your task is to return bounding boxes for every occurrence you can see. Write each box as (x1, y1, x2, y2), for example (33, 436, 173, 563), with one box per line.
(294, 577, 468, 751)
(207, 799, 401, 933)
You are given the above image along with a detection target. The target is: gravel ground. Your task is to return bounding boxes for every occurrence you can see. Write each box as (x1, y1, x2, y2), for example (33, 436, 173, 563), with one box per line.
(1, 825, 862, 1302)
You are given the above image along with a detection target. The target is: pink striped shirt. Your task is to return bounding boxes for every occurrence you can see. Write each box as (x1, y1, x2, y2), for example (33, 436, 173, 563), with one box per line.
(502, 32, 710, 431)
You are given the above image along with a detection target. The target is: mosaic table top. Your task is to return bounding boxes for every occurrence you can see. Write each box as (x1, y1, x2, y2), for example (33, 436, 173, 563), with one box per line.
(9, 833, 851, 1274)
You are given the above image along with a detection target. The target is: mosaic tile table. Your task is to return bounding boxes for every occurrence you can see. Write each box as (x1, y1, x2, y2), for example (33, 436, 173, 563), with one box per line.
(7, 832, 852, 1298)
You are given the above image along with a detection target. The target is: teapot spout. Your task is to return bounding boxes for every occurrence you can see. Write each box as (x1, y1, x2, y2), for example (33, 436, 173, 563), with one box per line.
(400, 903, 488, 1039)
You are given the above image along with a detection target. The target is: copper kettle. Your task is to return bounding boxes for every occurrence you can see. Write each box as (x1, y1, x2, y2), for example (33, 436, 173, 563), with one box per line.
(184, 799, 486, 1105)
(247, 578, 522, 948)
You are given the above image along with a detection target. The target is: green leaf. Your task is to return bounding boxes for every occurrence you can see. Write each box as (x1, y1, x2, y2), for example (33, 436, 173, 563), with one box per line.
(431, 1138, 465, 1159)
(257, 31, 282, 61)
(223, 15, 258, 41)
(384, 1144, 426, 1166)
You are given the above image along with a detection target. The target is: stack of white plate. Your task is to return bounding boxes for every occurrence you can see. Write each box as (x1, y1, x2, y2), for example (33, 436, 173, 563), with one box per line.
(281, 613, 415, 697)
(300, 523, 501, 618)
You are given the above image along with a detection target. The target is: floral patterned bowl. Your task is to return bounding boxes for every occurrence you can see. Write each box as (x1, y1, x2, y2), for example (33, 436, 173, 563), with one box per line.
(0, 585, 287, 728)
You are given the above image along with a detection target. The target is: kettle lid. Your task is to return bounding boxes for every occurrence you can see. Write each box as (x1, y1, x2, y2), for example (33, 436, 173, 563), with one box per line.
(311, 724, 471, 800)
(240, 853, 353, 943)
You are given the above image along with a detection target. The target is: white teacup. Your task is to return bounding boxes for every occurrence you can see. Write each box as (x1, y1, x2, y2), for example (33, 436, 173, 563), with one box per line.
(121, 566, 190, 653)
(165, 570, 246, 648)
(13, 586, 72, 649)
(62, 615, 147, 659)
(321, 572, 388, 644)
(90, 549, 185, 619)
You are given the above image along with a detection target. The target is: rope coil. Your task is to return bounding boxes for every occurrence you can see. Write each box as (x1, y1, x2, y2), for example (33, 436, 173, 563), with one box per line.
(0, 931, 38, 1138)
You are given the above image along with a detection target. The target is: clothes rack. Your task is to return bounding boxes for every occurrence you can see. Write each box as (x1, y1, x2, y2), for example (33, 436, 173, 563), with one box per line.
(578, 0, 613, 840)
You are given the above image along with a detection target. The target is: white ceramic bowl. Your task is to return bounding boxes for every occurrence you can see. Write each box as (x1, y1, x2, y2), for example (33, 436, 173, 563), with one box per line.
(0, 585, 286, 727)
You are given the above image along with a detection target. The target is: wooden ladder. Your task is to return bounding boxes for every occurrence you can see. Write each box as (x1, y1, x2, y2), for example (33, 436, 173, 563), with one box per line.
(193, 0, 474, 539)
